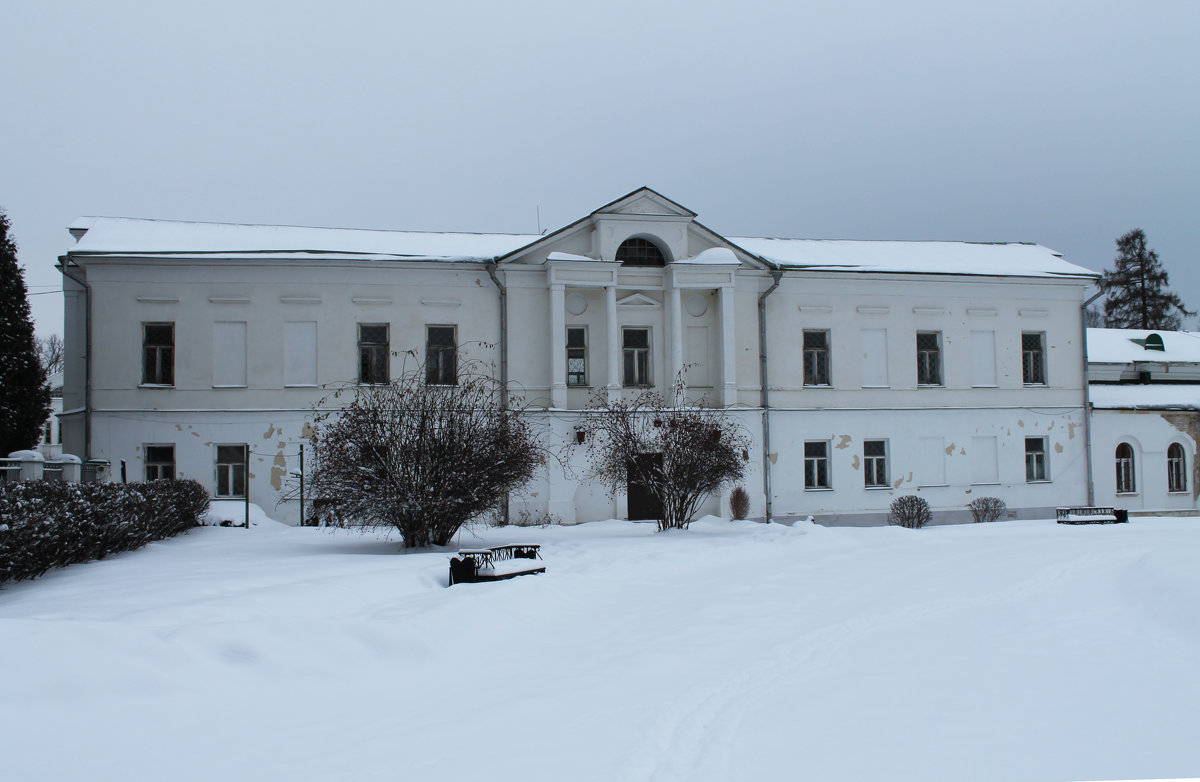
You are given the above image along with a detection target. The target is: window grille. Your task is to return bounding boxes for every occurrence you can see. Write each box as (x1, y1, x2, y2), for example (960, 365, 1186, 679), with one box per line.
(1115, 442, 1135, 493)
(916, 332, 942, 386)
(803, 330, 831, 386)
(616, 237, 666, 267)
(864, 440, 888, 487)
(1022, 332, 1046, 384)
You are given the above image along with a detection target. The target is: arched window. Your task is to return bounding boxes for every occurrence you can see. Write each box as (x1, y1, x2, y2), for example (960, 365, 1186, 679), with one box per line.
(616, 237, 666, 267)
(1115, 442, 1136, 493)
(1167, 443, 1187, 493)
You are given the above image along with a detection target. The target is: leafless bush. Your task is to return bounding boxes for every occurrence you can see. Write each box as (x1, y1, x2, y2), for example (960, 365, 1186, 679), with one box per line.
(888, 495, 932, 529)
(729, 486, 751, 520)
(296, 360, 546, 548)
(968, 496, 1007, 523)
(576, 380, 750, 532)
(513, 508, 561, 528)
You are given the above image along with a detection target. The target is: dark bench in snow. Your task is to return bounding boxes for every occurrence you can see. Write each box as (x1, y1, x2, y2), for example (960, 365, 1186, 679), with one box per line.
(1056, 506, 1128, 524)
(448, 544, 545, 586)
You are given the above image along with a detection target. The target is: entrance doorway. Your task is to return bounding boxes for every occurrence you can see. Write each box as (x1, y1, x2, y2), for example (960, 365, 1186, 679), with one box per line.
(626, 453, 663, 521)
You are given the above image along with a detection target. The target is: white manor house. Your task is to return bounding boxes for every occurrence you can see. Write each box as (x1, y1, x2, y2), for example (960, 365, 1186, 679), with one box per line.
(54, 188, 1197, 525)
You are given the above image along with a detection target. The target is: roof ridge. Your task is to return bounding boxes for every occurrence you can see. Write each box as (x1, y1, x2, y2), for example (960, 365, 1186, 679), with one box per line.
(72, 215, 538, 238)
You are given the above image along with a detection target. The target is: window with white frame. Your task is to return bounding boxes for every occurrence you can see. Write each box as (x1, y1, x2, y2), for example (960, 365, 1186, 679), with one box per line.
(1115, 442, 1136, 493)
(864, 440, 888, 488)
(142, 322, 174, 386)
(43, 422, 52, 445)
(358, 323, 389, 385)
(1025, 437, 1048, 482)
(1167, 442, 1187, 493)
(623, 328, 651, 387)
(567, 326, 587, 386)
(1022, 332, 1046, 385)
(215, 444, 247, 497)
(145, 444, 175, 481)
(425, 325, 457, 385)
(916, 331, 942, 386)
(805, 441, 831, 489)
(803, 330, 831, 386)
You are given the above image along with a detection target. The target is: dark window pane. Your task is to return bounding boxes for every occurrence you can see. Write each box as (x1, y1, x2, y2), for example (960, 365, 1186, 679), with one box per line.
(805, 441, 826, 458)
(616, 238, 666, 267)
(624, 329, 648, 349)
(567, 327, 585, 348)
(428, 326, 455, 347)
(864, 440, 885, 457)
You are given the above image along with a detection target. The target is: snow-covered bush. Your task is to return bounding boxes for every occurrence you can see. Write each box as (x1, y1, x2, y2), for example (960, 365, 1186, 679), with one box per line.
(888, 495, 932, 529)
(729, 486, 750, 520)
(968, 496, 1007, 523)
(0, 479, 208, 584)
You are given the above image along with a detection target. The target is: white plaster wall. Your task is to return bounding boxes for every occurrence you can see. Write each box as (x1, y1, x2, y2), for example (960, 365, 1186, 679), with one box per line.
(1090, 408, 1199, 512)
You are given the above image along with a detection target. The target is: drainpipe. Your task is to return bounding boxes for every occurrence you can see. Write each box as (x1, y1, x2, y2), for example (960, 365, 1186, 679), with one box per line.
(58, 257, 91, 460)
(485, 261, 508, 407)
(758, 269, 784, 522)
(485, 261, 510, 524)
(1081, 287, 1104, 505)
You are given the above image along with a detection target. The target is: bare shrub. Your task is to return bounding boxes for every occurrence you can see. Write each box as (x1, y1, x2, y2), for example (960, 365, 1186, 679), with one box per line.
(968, 496, 1007, 523)
(888, 495, 931, 529)
(729, 486, 751, 520)
(577, 380, 750, 532)
(298, 360, 546, 548)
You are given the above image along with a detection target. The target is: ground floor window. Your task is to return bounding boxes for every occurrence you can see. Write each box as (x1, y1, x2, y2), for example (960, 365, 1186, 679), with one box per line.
(1115, 442, 1136, 493)
(1167, 442, 1187, 493)
(145, 444, 175, 481)
(864, 440, 888, 487)
(1025, 437, 1048, 482)
(216, 444, 247, 497)
(805, 441, 830, 489)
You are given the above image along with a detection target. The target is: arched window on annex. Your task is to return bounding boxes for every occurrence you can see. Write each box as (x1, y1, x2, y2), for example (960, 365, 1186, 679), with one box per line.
(1115, 442, 1136, 494)
(1167, 442, 1187, 493)
(616, 237, 668, 267)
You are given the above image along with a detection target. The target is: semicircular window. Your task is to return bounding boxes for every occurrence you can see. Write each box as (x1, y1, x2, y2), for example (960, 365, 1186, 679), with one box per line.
(616, 237, 666, 267)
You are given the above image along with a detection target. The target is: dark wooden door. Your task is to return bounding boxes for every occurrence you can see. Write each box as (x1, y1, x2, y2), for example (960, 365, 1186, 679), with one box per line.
(627, 453, 663, 521)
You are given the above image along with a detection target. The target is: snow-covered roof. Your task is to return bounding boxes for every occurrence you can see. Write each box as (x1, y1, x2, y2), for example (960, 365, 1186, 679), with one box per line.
(1086, 329, 1200, 365)
(68, 217, 538, 262)
(729, 238, 1096, 279)
(66, 215, 1095, 279)
(1089, 384, 1200, 411)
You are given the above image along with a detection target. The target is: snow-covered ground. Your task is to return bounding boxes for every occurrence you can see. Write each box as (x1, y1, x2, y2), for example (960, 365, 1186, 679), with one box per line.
(2, 510, 1198, 782)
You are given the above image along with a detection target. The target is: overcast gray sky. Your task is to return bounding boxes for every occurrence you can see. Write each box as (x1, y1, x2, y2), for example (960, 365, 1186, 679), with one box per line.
(4, 0, 1198, 336)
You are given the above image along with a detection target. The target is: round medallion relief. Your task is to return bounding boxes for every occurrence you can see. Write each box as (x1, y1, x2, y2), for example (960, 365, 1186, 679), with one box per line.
(565, 292, 588, 316)
(685, 293, 708, 317)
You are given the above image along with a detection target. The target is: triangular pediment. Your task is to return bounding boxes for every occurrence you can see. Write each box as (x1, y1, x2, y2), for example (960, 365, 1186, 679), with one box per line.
(616, 292, 662, 308)
(596, 187, 697, 219)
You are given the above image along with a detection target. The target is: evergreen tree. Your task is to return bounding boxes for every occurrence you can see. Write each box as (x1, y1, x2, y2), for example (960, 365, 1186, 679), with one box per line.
(1099, 229, 1193, 330)
(0, 210, 52, 454)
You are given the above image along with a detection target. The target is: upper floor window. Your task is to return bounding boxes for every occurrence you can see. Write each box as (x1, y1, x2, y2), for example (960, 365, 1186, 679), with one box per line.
(43, 422, 53, 445)
(916, 331, 942, 386)
(358, 324, 389, 385)
(616, 237, 666, 267)
(1115, 442, 1136, 493)
(803, 330, 831, 386)
(1022, 332, 1046, 385)
(864, 440, 888, 488)
(567, 326, 588, 386)
(1167, 442, 1187, 493)
(145, 444, 175, 481)
(1025, 437, 1048, 482)
(142, 322, 174, 386)
(623, 328, 651, 387)
(805, 440, 831, 489)
(426, 325, 457, 385)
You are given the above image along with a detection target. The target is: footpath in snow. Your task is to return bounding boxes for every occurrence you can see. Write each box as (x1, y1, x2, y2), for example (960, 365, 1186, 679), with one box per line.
(1, 511, 1198, 782)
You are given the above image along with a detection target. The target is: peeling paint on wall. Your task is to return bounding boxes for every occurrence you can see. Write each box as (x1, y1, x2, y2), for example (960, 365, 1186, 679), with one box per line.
(851, 455, 860, 470)
(1067, 422, 1080, 439)
(300, 423, 315, 439)
(835, 435, 851, 450)
(1017, 419, 1024, 428)
(1054, 442, 1064, 453)
(263, 424, 278, 439)
(769, 452, 778, 464)
(945, 442, 955, 455)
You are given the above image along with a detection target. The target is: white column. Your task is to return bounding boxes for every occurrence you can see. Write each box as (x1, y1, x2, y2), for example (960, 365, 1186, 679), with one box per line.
(606, 284, 620, 403)
(550, 284, 567, 408)
(668, 285, 683, 393)
(719, 285, 737, 406)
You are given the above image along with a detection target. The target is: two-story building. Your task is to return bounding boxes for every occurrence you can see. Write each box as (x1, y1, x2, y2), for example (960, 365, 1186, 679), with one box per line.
(58, 188, 1099, 525)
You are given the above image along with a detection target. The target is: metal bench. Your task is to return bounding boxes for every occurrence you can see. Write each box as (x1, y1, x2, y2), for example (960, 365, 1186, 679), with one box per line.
(448, 544, 545, 585)
(1056, 507, 1129, 524)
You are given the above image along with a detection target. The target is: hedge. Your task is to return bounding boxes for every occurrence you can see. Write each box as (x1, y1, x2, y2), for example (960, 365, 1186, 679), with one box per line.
(0, 479, 210, 585)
